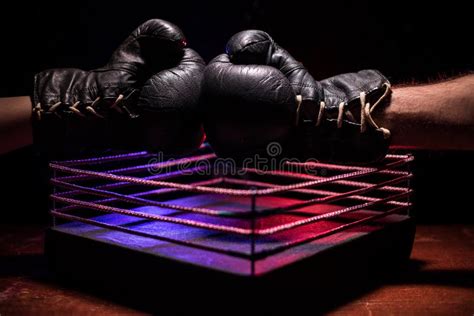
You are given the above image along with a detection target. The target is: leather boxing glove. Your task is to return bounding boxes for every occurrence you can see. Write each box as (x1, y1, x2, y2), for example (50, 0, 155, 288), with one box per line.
(32, 19, 205, 159)
(298, 70, 392, 163)
(202, 30, 321, 164)
(203, 30, 392, 164)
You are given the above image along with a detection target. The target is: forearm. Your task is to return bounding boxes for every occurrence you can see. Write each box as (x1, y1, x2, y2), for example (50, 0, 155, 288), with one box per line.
(375, 75, 474, 150)
(0, 96, 33, 155)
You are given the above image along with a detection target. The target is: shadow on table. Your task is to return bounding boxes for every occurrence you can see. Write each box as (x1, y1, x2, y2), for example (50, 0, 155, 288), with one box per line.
(1, 254, 472, 314)
(386, 259, 474, 289)
(0, 254, 48, 278)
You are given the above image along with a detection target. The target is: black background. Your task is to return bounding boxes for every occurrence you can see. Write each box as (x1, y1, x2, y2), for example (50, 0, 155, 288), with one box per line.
(0, 0, 472, 223)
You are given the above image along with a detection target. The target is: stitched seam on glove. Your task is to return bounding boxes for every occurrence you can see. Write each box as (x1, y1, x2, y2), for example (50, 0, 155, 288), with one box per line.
(290, 83, 320, 89)
(238, 39, 272, 56)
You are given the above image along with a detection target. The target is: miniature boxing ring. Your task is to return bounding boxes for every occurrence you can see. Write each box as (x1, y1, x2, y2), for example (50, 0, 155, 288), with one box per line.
(45, 145, 416, 303)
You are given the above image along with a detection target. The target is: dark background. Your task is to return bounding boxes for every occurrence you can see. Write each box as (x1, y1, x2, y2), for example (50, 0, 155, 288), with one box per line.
(0, 0, 472, 223)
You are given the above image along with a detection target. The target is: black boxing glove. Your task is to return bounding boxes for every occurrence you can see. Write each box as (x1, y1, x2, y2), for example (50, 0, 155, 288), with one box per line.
(32, 19, 205, 159)
(203, 30, 392, 164)
(202, 30, 321, 163)
(297, 70, 392, 163)
(136, 47, 205, 154)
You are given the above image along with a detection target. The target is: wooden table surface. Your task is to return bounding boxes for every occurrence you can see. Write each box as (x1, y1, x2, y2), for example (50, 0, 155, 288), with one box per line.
(1, 224, 473, 315)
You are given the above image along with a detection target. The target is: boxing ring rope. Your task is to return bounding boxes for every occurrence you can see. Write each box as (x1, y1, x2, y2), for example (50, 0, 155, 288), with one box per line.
(49, 150, 413, 260)
(49, 156, 411, 197)
(50, 173, 411, 218)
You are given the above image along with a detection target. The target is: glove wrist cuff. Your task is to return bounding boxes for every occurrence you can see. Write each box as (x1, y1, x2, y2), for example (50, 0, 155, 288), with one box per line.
(360, 82, 392, 138)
